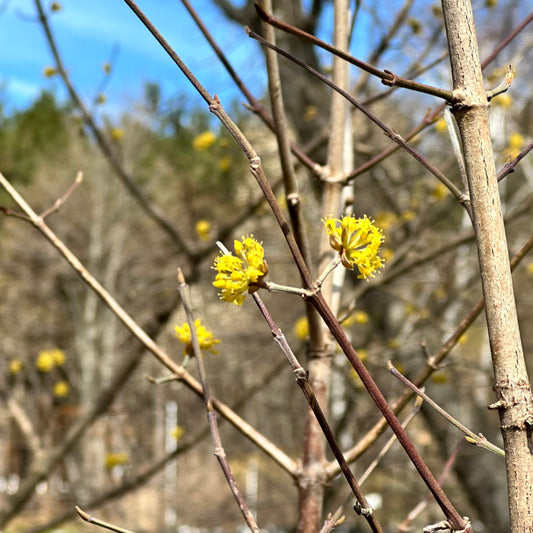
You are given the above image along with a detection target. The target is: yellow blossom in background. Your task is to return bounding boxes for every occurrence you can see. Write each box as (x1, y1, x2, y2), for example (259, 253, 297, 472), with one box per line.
(36, 349, 66, 372)
(52, 349, 66, 366)
(433, 286, 447, 300)
(195, 219, 212, 242)
(110, 128, 124, 140)
(404, 303, 416, 316)
(9, 359, 23, 375)
(431, 371, 449, 384)
(343, 311, 369, 327)
(218, 156, 232, 172)
(293, 316, 309, 340)
(53, 381, 69, 398)
(388, 338, 400, 349)
(43, 66, 58, 78)
(105, 453, 130, 470)
(50, 2, 62, 11)
(102, 62, 112, 74)
(213, 236, 268, 305)
(170, 426, 186, 440)
(95, 93, 106, 105)
(36, 351, 54, 372)
(431, 182, 449, 201)
(485, 0, 497, 7)
(458, 334, 468, 345)
(400, 210, 416, 222)
(323, 215, 384, 279)
(304, 105, 318, 121)
(175, 319, 220, 357)
(503, 132, 525, 160)
(492, 93, 512, 109)
(218, 137, 229, 147)
(357, 349, 368, 362)
(193, 130, 216, 151)
(526, 262, 533, 276)
(349, 368, 365, 390)
(375, 211, 397, 231)
(435, 117, 447, 134)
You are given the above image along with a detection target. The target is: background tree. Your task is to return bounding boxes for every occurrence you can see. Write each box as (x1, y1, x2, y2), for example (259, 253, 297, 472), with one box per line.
(1, 1, 532, 532)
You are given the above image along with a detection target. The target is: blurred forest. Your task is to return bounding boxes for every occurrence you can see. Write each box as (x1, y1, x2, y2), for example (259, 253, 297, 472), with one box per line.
(1, 1, 532, 533)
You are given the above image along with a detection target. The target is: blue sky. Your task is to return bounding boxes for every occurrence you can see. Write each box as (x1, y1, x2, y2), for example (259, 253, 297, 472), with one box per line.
(0, 1, 269, 116)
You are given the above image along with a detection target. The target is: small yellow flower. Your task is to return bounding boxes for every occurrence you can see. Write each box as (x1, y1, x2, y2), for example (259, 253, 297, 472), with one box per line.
(36, 351, 55, 372)
(293, 316, 309, 340)
(213, 236, 269, 305)
(431, 182, 449, 201)
(43, 66, 58, 78)
(401, 210, 416, 222)
(110, 128, 124, 140)
(492, 93, 512, 109)
(343, 311, 369, 326)
(36, 349, 65, 372)
(218, 156, 232, 172)
(458, 334, 468, 345)
(9, 359, 23, 375)
(105, 452, 130, 470)
(102, 62, 112, 74)
(435, 117, 447, 134)
(170, 426, 185, 440)
(175, 319, 220, 357)
(503, 132, 525, 160)
(323, 215, 384, 279)
(304, 105, 318, 121)
(526, 261, 533, 276)
(375, 211, 397, 231)
(53, 381, 69, 398)
(431, 372, 449, 384)
(195, 219, 211, 242)
(193, 131, 216, 151)
(95, 93, 106, 105)
(52, 349, 66, 366)
(50, 2, 61, 11)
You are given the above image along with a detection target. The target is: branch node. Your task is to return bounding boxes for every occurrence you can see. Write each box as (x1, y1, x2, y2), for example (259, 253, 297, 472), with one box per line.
(353, 501, 373, 517)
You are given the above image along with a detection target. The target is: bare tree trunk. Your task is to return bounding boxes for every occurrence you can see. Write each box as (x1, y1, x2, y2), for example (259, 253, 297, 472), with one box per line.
(441, 1, 533, 531)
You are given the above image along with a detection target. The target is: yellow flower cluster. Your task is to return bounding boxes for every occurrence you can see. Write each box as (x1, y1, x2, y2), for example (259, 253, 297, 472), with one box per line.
(323, 215, 384, 279)
(195, 219, 211, 242)
(105, 452, 130, 470)
(193, 131, 216, 151)
(9, 359, 23, 375)
(36, 349, 66, 372)
(212, 236, 268, 305)
(53, 381, 69, 398)
(175, 319, 220, 357)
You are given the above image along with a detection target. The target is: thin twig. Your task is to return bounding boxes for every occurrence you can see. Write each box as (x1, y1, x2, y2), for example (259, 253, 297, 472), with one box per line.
(247, 28, 471, 215)
(388, 362, 505, 456)
(0, 171, 298, 479)
(334, 231, 533, 473)
(177, 269, 261, 533)
(40, 171, 83, 218)
(252, 292, 384, 533)
(76, 507, 137, 533)
(255, 3, 456, 103)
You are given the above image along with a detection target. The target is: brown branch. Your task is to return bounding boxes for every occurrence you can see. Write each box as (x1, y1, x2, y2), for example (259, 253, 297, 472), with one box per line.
(247, 28, 471, 215)
(255, 2, 456, 103)
(178, 270, 261, 533)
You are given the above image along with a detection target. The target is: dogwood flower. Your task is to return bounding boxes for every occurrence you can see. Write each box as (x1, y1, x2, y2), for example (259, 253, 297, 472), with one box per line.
(323, 215, 384, 279)
(175, 319, 220, 356)
(212, 236, 268, 305)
